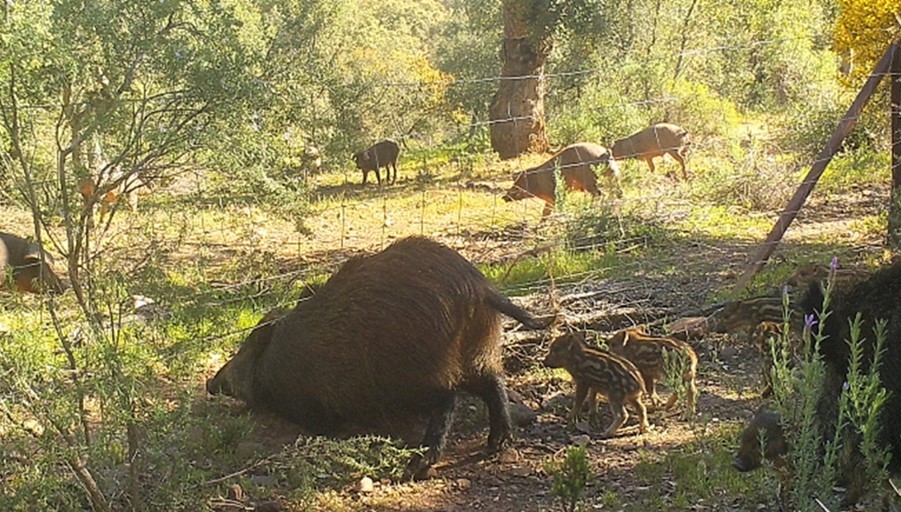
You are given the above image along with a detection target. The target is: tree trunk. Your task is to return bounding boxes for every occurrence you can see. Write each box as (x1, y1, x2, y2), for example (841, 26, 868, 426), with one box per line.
(889, 43, 901, 251)
(489, 2, 552, 159)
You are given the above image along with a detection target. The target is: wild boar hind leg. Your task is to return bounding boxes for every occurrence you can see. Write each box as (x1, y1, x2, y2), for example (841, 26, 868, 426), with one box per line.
(403, 391, 457, 480)
(463, 372, 513, 452)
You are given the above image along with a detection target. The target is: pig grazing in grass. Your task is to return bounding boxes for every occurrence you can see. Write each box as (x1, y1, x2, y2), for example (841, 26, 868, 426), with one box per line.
(611, 123, 690, 179)
(207, 236, 548, 479)
(503, 142, 621, 217)
(0, 232, 66, 294)
(353, 139, 400, 186)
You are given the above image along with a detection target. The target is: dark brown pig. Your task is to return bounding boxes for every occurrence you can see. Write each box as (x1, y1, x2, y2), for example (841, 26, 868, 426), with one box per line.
(353, 139, 400, 185)
(733, 407, 788, 472)
(611, 123, 690, 179)
(207, 236, 548, 480)
(503, 142, 621, 217)
(0, 232, 66, 294)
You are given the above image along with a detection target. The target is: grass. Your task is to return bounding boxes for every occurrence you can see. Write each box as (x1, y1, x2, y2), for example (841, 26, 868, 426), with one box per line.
(624, 423, 775, 510)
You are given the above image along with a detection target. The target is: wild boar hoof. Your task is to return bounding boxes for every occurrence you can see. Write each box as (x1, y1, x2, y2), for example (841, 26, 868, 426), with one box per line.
(487, 431, 512, 453)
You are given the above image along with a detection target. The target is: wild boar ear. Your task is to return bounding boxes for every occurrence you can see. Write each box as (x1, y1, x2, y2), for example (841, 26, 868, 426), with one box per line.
(23, 244, 44, 262)
(235, 308, 283, 352)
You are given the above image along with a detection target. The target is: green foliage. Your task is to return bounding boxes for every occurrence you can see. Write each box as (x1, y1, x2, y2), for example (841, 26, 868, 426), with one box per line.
(689, 136, 795, 212)
(543, 445, 593, 512)
(840, 315, 890, 490)
(664, 80, 741, 140)
(816, 147, 890, 194)
(630, 425, 775, 508)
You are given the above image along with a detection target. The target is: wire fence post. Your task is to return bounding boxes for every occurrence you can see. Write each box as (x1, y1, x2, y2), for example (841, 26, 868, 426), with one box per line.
(731, 38, 899, 295)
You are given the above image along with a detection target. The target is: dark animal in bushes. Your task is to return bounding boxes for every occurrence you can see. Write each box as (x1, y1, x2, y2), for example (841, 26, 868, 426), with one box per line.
(611, 123, 690, 179)
(353, 139, 400, 186)
(733, 407, 789, 472)
(0, 232, 66, 294)
(543, 331, 648, 438)
(606, 328, 698, 413)
(733, 407, 792, 508)
(206, 236, 548, 480)
(502, 142, 621, 217)
(799, 261, 901, 475)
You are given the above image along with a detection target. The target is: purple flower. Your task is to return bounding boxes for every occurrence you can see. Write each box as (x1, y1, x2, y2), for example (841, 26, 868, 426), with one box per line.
(830, 256, 840, 271)
(842, 381, 850, 391)
(782, 285, 790, 297)
(804, 313, 818, 329)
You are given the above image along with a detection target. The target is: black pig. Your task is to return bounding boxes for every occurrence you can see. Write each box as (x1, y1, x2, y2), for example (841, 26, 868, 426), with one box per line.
(799, 261, 901, 473)
(207, 236, 548, 479)
(353, 139, 399, 185)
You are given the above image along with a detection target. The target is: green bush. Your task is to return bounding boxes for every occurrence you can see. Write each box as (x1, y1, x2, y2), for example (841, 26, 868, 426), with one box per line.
(543, 445, 593, 512)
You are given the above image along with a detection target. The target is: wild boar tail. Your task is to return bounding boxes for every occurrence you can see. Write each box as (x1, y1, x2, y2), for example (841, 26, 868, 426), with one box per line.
(486, 291, 552, 330)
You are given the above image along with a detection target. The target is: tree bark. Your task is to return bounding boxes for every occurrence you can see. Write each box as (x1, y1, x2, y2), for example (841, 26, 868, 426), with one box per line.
(889, 42, 901, 251)
(489, 2, 552, 159)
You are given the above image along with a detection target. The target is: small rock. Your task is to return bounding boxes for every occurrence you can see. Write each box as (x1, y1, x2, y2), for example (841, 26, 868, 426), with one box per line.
(498, 448, 520, 464)
(508, 402, 538, 427)
(719, 346, 739, 358)
(250, 474, 277, 487)
(574, 421, 592, 434)
(570, 434, 591, 446)
(356, 476, 374, 493)
(509, 466, 531, 477)
(455, 478, 472, 490)
(235, 441, 266, 459)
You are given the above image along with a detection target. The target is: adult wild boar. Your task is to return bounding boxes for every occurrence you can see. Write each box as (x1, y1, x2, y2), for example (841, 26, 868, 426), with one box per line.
(353, 139, 400, 185)
(502, 142, 621, 217)
(207, 236, 548, 479)
(611, 123, 690, 179)
(799, 261, 901, 475)
(0, 232, 66, 294)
